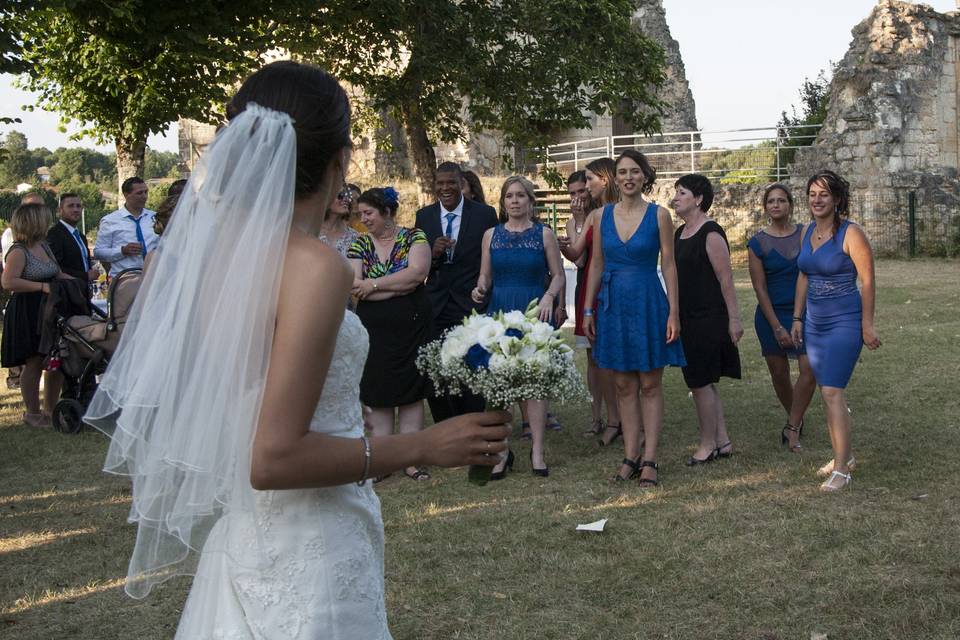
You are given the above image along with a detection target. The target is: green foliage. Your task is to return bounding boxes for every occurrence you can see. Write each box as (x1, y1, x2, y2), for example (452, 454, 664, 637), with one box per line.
(1, 131, 38, 185)
(291, 0, 666, 192)
(143, 149, 180, 181)
(10, 0, 306, 181)
(539, 164, 565, 191)
(48, 147, 116, 186)
(776, 67, 833, 176)
(145, 181, 172, 212)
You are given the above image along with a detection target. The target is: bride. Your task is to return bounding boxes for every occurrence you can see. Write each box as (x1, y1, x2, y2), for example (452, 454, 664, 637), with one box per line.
(84, 61, 510, 638)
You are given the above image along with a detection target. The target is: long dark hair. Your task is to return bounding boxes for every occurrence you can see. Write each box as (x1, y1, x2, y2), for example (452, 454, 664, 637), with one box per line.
(227, 61, 351, 199)
(615, 149, 657, 194)
(461, 170, 486, 205)
(806, 170, 849, 238)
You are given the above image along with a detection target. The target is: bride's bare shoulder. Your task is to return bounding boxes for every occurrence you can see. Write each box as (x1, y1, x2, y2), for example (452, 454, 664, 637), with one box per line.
(284, 233, 352, 293)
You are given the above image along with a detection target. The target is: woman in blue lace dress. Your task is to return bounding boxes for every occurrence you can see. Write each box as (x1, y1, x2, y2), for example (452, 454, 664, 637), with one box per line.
(792, 170, 881, 492)
(747, 183, 816, 453)
(582, 151, 685, 488)
(472, 176, 565, 479)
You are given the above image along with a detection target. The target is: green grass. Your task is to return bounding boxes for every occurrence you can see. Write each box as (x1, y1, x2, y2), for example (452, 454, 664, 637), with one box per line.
(2, 261, 959, 639)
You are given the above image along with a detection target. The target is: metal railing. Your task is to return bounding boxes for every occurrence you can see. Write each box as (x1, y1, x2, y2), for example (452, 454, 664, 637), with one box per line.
(543, 124, 822, 182)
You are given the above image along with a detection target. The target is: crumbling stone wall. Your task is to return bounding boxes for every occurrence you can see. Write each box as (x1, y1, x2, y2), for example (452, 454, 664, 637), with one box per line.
(792, 0, 959, 205)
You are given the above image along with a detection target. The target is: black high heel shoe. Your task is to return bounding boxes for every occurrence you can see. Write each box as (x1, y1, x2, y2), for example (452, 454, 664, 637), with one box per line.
(781, 423, 802, 453)
(637, 460, 659, 488)
(489, 449, 514, 481)
(529, 450, 549, 477)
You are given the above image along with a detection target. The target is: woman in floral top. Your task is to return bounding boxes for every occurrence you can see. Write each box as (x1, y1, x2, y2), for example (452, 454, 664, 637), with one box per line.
(348, 187, 433, 481)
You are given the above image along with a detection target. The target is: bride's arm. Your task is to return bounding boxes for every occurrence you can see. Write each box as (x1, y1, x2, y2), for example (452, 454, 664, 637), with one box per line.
(251, 236, 509, 490)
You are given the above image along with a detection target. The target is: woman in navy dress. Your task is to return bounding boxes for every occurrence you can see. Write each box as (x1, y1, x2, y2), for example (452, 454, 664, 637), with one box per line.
(672, 174, 743, 466)
(582, 151, 685, 487)
(747, 183, 816, 453)
(792, 170, 881, 492)
(472, 176, 565, 479)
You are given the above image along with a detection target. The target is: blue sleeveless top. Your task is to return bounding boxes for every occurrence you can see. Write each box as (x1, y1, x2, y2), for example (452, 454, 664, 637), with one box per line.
(797, 220, 859, 301)
(488, 223, 548, 314)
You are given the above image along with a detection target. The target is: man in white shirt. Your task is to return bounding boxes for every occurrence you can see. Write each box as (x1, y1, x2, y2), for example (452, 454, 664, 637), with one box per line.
(94, 177, 158, 277)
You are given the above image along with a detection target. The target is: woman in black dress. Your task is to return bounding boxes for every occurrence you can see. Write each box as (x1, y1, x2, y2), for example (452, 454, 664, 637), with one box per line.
(672, 174, 743, 465)
(1, 203, 72, 427)
(348, 187, 433, 481)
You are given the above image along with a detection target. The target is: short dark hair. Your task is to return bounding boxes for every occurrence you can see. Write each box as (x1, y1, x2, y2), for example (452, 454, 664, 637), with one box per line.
(357, 187, 398, 218)
(674, 174, 714, 212)
(121, 177, 146, 195)
(58, 192, 81, 206)
(227, 61, 351, 199)
(566, 170, 586, 186)
(806, 169, 850, 236)
(615, 150, 657, 194)
(435, 161, 462, 180)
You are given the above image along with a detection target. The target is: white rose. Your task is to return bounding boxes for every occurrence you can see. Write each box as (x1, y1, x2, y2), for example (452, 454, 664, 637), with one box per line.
(497, 335, 521, 356)
(440, 335, 470, 366)
(528, 322, 555, 346)
(517, 344, 538, 363)
(476, 321, 505, 348)
(502, 310, 527, 328)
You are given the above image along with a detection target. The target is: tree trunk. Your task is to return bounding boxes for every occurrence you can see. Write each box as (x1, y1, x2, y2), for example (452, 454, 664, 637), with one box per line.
(115, 136, 147, 200)
(401, 108, 438, 206)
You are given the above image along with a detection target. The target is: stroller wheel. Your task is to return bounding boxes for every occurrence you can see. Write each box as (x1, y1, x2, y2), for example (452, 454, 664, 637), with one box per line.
(53, 399, 85, 434)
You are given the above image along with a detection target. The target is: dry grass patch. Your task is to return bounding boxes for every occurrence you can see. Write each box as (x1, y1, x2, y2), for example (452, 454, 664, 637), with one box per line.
(1, 260, 959, 639)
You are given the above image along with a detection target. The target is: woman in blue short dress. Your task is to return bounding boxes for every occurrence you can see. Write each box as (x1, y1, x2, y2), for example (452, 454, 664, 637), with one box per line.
(582, 150, 685, 488)
(747, 183, 816, 453)
(792, 170, 881, 492)
(473, 176, 565, 479)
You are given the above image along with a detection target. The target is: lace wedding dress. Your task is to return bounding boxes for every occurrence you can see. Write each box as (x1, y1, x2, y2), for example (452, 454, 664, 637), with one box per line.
(175, 311, 393, 639)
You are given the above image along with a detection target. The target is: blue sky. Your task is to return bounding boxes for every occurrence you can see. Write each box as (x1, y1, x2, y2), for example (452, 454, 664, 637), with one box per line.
(1, 0, 956, 153)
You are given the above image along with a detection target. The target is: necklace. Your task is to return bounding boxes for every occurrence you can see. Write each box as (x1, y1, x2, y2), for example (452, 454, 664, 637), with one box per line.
(816, 225, 832, 241)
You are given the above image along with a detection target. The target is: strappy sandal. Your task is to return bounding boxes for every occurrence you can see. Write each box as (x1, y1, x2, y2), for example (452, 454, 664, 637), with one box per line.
(404, 467, 431, 481)
(714, 441, 734, 459)
(817, 457, 857, 478)
(781, 423, 802, 453)
(519, 422, 532, 440)
(819, 470, 851, 492)
(637, 460, 659, 488)
(546, 413, 562, 431)
(610, 457, 641, 483)
(597, 423, 622, 447)
(583, 418, 605, 437)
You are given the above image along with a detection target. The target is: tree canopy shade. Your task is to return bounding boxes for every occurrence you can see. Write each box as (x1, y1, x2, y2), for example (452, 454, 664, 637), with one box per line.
(10, 0, 305, 193)
(291, 0, 667, 199)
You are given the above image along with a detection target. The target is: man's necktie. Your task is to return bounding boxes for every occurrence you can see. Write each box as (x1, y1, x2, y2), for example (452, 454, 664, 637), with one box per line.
(444, 213, 456, 262)
(72, 228, 89, 271)
(128, 215, 147, 257)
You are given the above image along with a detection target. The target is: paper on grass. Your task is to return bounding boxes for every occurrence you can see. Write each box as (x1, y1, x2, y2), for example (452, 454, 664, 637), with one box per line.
(576, 518, 608, 532)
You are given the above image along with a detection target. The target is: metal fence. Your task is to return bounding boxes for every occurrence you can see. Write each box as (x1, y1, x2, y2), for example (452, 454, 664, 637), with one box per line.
(537, 189, 960, 263)
(543, 125, 822, 182)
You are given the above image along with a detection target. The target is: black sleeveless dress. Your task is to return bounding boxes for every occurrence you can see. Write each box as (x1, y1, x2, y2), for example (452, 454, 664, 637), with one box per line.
(674, 220, 741, 389)
(2, 242, 61, 367)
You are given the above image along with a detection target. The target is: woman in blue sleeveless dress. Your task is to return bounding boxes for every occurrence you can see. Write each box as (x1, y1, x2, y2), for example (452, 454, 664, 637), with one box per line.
(792, 170, 881, 492)
(747, 183, 816, 453)
(582, 151, 685, 488)
(473, 176, 565, 479)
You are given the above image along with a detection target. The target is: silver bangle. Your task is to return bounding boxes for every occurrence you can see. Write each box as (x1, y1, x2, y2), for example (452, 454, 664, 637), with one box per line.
(356, 436, 371, 486)
(582, 308, 594, 317)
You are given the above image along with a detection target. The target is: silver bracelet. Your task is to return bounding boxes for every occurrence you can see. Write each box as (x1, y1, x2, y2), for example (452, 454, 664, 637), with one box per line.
(356, 436, 371, 486)
(582, 308, 594, 317)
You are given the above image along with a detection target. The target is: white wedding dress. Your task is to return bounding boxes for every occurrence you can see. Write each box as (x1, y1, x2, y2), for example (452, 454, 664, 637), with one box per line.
(175, 311, 393, 639)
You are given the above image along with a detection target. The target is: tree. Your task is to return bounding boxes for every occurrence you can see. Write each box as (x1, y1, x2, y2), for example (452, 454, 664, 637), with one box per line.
(10, 1, 306, 194)
(777, 67, 832, 178)
(1, 131, 36, 186)
(48, 147, 116, 185)
(143, 149, 181, 180)
(290, 0, 667, 200)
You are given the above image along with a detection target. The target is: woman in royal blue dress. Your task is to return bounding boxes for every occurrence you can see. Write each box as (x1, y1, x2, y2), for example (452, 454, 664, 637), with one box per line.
(472, 176, 565, 479)
(792, 170, 881, 492)
(582, 150, 685, 487)
(747, 183, 816, 453)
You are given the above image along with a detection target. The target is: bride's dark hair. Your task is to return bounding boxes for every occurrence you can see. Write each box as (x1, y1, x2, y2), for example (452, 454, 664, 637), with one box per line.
(227, 61, 351, 198)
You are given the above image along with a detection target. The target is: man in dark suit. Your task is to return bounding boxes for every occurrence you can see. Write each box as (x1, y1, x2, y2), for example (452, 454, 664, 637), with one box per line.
(415, 162, 498, 423)
(47, 193, 98, 296)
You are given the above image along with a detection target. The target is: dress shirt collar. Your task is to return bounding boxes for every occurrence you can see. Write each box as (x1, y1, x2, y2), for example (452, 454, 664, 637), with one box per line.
(59, 219, 78, 234)
(440, 195, 464, 219)
(121, 204, 150, 220)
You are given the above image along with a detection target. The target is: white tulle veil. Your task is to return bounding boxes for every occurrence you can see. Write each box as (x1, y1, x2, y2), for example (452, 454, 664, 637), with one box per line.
(84, 103, 297, 598)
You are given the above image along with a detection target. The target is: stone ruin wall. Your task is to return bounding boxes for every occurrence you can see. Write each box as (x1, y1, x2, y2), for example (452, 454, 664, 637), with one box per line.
(790, 0, 960, 253)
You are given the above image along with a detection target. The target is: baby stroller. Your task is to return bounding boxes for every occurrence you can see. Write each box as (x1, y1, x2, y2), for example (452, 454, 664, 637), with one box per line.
(50, 268, 143, 434)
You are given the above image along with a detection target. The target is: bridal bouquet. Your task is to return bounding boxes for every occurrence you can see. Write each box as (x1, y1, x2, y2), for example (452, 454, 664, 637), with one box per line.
(416, 299, 587, 485)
